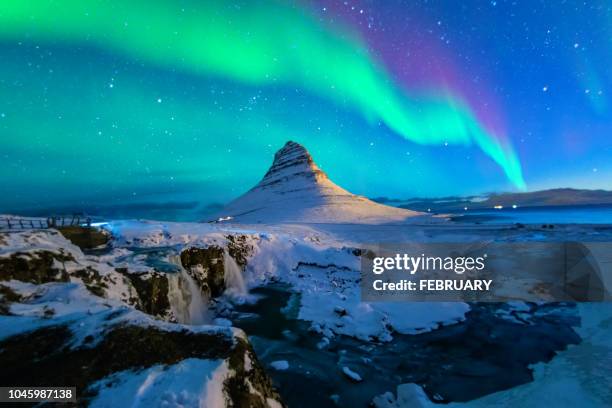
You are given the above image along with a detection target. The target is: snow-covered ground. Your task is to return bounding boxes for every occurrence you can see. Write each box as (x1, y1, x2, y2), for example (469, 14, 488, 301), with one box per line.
(2, 215, 611, 406)
(101, 218, 471, 341)
(373, 302, 612, 407)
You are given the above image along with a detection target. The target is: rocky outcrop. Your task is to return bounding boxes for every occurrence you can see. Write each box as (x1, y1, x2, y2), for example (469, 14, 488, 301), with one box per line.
(178, 235, 254, 298)
(117, 269, 171, 319)
(0, 230, 284, 407)
(226, 337, 284, 407)
(0, 249, 139, 304)
(226, 234, 255, 270)
(180, 245, 226, 297)
(0, 250, 71, 284)
(258, 140, 329, 189)
(0, 284, 21, 315)
(57, 226, 110, 250)
(0, 323, 283, 407)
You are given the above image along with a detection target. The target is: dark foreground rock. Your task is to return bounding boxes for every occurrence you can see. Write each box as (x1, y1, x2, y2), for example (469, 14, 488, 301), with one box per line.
(116, 268, 171, 319)
(57, 226, 110, 250)
(0, 323, 282, 407)
(180, 245, 226, 297)
(0, 230, 284, 407)
(0, 250, 71, 284)
(179, 234, 255, 298)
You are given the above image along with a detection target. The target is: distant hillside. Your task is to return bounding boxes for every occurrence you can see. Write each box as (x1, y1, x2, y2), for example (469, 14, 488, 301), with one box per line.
(381, 188, 612, 212)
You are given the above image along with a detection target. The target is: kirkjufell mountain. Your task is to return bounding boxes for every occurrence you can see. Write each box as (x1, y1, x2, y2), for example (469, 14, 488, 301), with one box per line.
(214, 141, 422, 223)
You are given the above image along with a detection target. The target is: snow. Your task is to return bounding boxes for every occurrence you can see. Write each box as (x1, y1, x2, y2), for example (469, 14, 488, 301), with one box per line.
(86, 217, 470, 341)
(372, 303, 612, 407)
(1, 279, 236, 348)
(4, 163, 612, 408)
(0, 229, 82, 258)
(212, 141, 425, 224)
(269, 360, 289, 371)
(342, 366, 363, 382)
(89, 358, 229, 408)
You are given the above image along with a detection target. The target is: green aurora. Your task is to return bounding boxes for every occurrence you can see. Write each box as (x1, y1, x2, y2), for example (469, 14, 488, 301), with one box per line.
(0, 0, 525, 194)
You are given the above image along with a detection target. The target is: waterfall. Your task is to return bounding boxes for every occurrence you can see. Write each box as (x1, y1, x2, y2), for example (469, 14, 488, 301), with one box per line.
(223, 249, 247, 297)
(167, 254, 210, 325)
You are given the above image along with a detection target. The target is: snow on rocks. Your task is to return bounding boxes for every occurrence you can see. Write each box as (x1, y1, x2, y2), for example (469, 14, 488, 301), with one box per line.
(342, 366, 363, 382)
(270, 360, 290, 371)
(0, 229, 284, 407)
(372, 383, 431, 408)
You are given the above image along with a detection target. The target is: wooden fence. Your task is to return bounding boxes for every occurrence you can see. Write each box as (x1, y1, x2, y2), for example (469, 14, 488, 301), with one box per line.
(0, 215, 92, 231)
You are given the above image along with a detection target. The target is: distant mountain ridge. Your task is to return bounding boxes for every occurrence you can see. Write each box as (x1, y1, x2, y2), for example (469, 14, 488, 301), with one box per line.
(376, 188, 612, 212)
(213, 141, 423, 223)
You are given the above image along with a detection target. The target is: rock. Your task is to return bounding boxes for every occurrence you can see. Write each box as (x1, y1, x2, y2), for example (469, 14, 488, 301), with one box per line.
(117, 269, 171, 318)
(180, 246, 226, 297)
(0, 284, 22, 315)
(0, 248, 138, 304)
(226, 337, 284, 407)
(225, 234, 255, 270)
(334, 306, 348, 317)
(0, 251, 71, 284)
(57, 226, 110, 250)
(0, 230, 284, 407)
(0, 323, 283, 407)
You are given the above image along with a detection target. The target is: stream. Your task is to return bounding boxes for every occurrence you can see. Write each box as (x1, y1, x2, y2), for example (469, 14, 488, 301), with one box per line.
(231, 285, 581, 407)
(111, 247, 582, 407)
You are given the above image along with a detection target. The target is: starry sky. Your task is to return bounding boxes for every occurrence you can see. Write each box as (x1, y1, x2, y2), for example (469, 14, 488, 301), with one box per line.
(1, 0, 610, 219)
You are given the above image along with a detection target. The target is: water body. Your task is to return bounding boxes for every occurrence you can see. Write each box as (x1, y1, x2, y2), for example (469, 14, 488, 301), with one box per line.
(106, 247, 585, 405)
(450, 204, 612, 225)
(232, 285, 581, 407)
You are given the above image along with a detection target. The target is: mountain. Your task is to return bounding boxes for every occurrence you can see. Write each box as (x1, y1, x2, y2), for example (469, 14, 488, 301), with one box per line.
(391, 188, 612, 212)
(213, 141, 422, 224)
(482, 188, 612, 207)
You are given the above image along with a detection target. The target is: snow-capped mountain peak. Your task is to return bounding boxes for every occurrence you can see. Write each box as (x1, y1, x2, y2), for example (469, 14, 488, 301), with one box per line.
(214, 141, 422, 224)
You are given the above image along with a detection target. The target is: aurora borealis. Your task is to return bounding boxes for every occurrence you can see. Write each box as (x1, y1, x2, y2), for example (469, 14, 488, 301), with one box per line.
(1, 1, 611, 218)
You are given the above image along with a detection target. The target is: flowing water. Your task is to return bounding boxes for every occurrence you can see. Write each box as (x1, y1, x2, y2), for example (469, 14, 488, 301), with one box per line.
(231, 285, 582, 407)
(167, 254, 210, 325)
(223, 249, 247, 297)
(108, 246, 587, 406)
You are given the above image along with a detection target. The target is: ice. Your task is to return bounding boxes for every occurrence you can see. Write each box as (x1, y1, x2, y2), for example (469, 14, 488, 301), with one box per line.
(342, 366, 363, 382)
(270, 360, 289, 371)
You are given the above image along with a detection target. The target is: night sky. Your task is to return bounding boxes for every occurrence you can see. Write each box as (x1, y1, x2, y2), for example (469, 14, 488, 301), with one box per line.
(1, 1, 610, 217)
